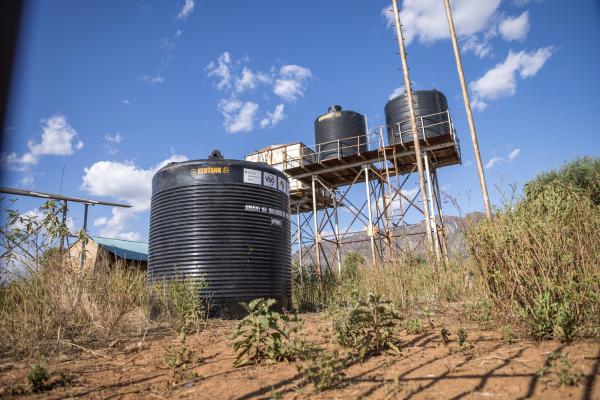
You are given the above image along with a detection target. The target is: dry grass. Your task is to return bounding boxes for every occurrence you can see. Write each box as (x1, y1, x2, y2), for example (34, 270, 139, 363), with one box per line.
(465, 182, 600, 340)
(0, 258, 150, 356)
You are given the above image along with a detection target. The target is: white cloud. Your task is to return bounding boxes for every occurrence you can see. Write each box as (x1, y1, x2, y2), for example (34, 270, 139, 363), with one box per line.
(273, 65, 312, 102)
(1, 114, 83, 170)
(382, 0, 501, 45)
(379, 187, 420, 211)
(507, 148, 521, 161)
(462, 34, 494, 58)
(388, 86, 405, 100)
(485, 156, 503, 169)
(206, 52, 232, 90)
(513, 0, 542, 6)
(259, 104, 286, 128)
(21, 175, 34, 186)
(235, 67, 272, 93)
(470, 47, 553, 110)
(177, 0, 195, 19)
(142, 74, 165, 84)
(206, 53, 311, 131)
(499, 12, 530, 41)
(104, 133, 124, 144)
(218, 98, 259, 133)
(81, 154, 187, 240)
(122, 98, 130, 105)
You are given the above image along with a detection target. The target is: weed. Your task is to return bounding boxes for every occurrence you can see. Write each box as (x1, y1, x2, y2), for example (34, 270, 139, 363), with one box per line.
(27, 356, 49, 392)
(461, 297, 493, 329)
(164, 333, 199, 385)
(457, 328, 472, 351)
(440, 327, 450, 345)
(334, 293, 401, 359)
(298, 349, 346, 392)
(232, 298, 306, 367)
(150, 277, 206, 335)
(501, 325, 515, 345)
(405, 317, 426, 335)
(537, 352, 583, 387)
(465, 175, 600, 341)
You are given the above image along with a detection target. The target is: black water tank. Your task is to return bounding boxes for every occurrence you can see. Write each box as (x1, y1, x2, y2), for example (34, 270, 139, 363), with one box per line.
(314, 105, 367, 161)
(385, 90, 449, 145)
(148, 152, 292, 317)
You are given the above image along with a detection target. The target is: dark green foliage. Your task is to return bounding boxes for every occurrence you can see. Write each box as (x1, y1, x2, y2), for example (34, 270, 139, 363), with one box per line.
(333, 293, 401, 359)
(524, 156, 600, 206)
(232, 298, 307, 367)
(27, 356, 49, 392)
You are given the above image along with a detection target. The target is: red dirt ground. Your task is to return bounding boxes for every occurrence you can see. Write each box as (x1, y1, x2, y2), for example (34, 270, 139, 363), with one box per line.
(1, 313, 599, 399)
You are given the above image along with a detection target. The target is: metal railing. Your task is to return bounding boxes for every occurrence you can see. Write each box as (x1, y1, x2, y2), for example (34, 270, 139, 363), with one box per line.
(246, 110, 459, 172)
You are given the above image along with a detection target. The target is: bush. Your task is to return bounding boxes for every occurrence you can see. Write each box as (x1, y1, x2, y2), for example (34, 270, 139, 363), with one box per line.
(28, 356, 49, 392)
(465, 181, 600, 340)
(525, 156, 600, 206)
(232, 298, 307, 367)
(150, 277, 206, 335)
(333, 293, 401, 359)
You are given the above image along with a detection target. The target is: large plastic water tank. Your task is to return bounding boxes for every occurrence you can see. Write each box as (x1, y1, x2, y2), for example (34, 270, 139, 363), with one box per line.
(314, 105, 367, 161)
(385, 90, 449, 145)
(148, 150, 292, 316)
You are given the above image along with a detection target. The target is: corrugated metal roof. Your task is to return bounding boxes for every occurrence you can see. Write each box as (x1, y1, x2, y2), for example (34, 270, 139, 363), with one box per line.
(91, 236, 148, 262)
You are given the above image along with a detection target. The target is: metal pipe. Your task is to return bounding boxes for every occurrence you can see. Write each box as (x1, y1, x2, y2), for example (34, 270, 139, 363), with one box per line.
(432, 169, 450, 265)
(332, 190, 342, 275)
(390, 0, 435, 254)
(296, 205, 303, 283)
(311, 175, 321, 276)
(60, 200, 67, 251)
(423, 153, 440, 263)
(364, 165, 377, 268)
(442, 0, 492, 220)
(80, 203, 89, 269)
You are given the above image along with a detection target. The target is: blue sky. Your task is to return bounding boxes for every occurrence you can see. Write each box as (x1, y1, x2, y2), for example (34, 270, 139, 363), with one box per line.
(2, 0, 599, 241)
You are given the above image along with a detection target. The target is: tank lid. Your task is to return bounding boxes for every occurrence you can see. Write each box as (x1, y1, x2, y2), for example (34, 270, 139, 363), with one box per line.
(209, 149, 224, 159)
(328, 105, 342, 113)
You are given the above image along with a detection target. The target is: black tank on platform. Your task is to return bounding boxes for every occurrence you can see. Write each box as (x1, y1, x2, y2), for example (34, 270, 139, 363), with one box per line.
(385, 90, 449, 145)
(314, 105, 367, 161)
(148, 150, 292, 317)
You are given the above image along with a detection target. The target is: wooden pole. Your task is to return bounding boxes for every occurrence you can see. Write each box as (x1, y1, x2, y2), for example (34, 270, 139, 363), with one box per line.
(442, 0, 492, 219)
(390, 0, 435, 255)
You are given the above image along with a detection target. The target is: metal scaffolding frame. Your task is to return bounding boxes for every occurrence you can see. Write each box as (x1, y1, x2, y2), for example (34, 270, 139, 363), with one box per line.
(251, 112, 461, 275)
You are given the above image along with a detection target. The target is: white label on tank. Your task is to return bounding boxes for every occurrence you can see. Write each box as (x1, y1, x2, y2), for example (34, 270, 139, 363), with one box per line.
(277, 177, 288, 194)
(243, 168, 262, 185)
(263, 172, 277, 189)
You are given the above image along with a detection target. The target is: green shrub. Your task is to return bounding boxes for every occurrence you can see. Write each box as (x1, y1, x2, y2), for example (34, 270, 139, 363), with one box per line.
(28, 356, 49, 392)
(525, 156, 600, 206)
(333, 293, 401, 359)
(232, 298, 306, 367)
(404, 317, 425, 335)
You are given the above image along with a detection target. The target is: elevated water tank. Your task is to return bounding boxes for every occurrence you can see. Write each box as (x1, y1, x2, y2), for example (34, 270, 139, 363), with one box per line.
(314, 105, 367, 161)
(385, 90, 449, 145)
(148, 150, 292, 317)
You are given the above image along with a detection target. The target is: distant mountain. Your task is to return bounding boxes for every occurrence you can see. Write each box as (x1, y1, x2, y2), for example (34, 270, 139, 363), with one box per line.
(294, 214, 484, 264)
